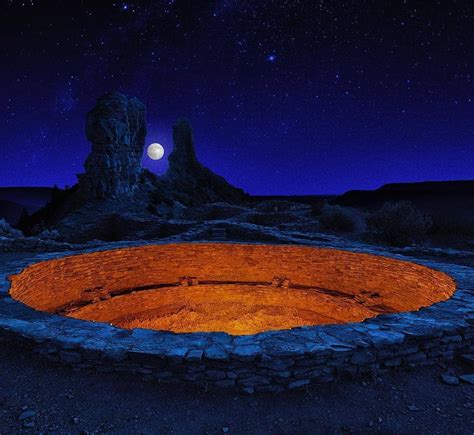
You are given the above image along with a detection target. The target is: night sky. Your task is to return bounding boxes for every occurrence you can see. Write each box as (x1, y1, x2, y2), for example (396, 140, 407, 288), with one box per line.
(1, 1, 474, 195)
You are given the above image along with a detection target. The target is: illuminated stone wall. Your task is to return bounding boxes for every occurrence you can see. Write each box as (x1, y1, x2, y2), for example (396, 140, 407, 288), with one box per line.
(9, 243, 455, 325)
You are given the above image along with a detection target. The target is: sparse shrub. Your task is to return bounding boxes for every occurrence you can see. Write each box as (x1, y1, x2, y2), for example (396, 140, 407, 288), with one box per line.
(200, 203, 248, 221)
(310, 200, 325, 216)
(319, 204, 358, 232)
(38, 229, 60, 240)
(235, 212, 297, 227)
(254, 200, 296, 213)
(0, 218, 22, 238)
(367, 201, 432, 246)
(147, 204, 158, 215)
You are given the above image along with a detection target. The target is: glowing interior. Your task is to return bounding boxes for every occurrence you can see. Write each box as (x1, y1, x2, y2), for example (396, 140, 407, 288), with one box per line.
(8, 243, 456, 335)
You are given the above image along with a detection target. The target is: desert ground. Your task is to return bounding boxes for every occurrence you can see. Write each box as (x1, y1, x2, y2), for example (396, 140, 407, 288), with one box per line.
(0, 329, 473, 434)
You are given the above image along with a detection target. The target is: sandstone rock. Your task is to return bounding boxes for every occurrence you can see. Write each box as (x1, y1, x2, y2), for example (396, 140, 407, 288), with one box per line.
(18, 410, 36, 421)
(441, 373, 459, 386)
(205, 370, 227, 380)
(59, 350, 82, 364)
(288, 379, 311, 389)
(459, 374, 474, 384)
(185, 349, 204, 362)
(350, 350, 376, 365)
(164, 119, 246, 206)
(459, 354, 474, 366)
(77, 92, 147, 200)
(231, 344, 262, 361)
(240, 386, 254, 394)
(168, 119, 198, 167)
(214, 380, 235, 389)
(204, 346, 229, 361)
(238, 375, 270, 388)
(165, 347, 188, 363)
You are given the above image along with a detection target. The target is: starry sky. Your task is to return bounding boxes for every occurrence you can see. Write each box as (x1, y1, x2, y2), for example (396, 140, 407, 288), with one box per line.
(1, 0, 473, 195)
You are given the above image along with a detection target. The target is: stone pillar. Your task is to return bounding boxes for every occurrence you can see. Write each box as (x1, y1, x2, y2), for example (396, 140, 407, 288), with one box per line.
(77, 92, 147, 200)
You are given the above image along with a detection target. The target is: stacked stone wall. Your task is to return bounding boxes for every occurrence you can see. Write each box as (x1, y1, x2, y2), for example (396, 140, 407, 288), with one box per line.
(9, 244, 455, 314)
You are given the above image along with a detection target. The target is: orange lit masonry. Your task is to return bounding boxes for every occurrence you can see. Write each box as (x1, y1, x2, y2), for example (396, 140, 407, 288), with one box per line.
(8, 243, 456, 335)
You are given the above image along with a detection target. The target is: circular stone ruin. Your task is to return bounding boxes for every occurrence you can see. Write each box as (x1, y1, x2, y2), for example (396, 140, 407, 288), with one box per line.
(9, 244, 456, 334)
(1, 243, 474, 393)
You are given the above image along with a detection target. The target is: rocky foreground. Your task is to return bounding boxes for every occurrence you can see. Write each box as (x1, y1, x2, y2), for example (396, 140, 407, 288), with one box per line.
(0, 334, 473, 434)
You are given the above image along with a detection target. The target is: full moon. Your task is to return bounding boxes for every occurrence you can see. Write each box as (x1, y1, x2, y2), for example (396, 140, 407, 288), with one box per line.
(147, 143, 165, 160)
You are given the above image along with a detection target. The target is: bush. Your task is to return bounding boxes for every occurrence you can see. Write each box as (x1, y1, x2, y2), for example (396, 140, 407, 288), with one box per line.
(254, 200, 299, 213)
(367, 201, 432, 246)
(0, 218, 22, 238)
(190, 203, 249, 221)
(239, 212, 297, 227)
(38, 229, 60, 240)
(310, 200, 326, 216)
(319, 204, 358, 232)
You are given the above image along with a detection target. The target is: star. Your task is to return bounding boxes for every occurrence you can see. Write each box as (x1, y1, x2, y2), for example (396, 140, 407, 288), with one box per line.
(266, 53, 277, 63)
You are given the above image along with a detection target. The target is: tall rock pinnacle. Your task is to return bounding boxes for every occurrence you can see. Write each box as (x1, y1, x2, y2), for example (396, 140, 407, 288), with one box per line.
(77, 92, 147, 199)
(168, 118, 198, 168)
(164, 118, 246, 205)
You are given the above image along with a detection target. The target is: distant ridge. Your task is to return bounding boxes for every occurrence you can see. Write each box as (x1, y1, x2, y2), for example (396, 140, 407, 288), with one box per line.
(0, 187, 53, 224)
(335, 180, 474, 206)
(248, 194, 336, 204)
(0, 187, 53, 206)
(376, 180, 474, 193)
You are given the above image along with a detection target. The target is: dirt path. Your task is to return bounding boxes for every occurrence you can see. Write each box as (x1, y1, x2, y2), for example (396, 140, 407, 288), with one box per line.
(0, 344, 472, 434)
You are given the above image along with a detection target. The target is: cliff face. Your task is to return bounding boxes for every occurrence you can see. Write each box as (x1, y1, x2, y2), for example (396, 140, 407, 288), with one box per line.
(77, 93, 147, 200)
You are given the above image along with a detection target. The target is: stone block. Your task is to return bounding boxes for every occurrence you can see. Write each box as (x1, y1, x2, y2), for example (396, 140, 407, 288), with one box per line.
(404, 353, 427, 364)
(238, 376, 270, 388)
(185, 349, 204, 362)
(204, 346, 229, 361)
(384, 358, 402, 367)
(205, 370, 227, 380)
(255, 384, 285, 393)
(441, 335, 462, 344)
(350, 350, 376, 366)
(214, 379, 236, 389)
(288, 379, 311, 389)
(231, 345, 262, 361)
(59, 351, 82, 364)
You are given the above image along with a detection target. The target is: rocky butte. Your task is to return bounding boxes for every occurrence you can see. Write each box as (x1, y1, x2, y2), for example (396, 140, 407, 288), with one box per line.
(21, 92, 247, 241)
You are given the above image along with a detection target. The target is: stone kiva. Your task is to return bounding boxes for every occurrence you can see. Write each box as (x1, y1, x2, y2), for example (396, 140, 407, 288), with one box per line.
(1, 242, 473, 393)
